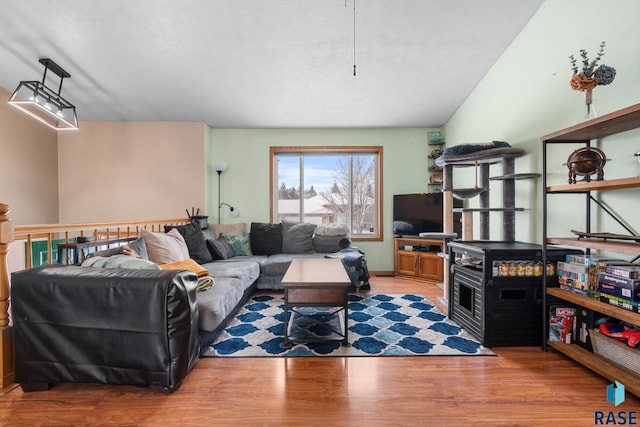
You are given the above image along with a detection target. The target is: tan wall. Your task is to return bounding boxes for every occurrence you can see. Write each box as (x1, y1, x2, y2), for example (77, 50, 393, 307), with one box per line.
(0, 86, 59, 225)
(58, 121, 206, 223)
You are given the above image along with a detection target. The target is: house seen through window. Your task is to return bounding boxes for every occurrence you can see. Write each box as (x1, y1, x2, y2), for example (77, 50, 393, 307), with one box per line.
(270, 146, 382, 240)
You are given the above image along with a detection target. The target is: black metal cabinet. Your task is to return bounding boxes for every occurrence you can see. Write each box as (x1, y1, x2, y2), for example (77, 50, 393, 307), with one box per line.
(448, 241, 580, 347)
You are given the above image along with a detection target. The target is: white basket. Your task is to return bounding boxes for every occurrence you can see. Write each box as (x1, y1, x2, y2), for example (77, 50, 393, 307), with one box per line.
(589, 329, 640, 375)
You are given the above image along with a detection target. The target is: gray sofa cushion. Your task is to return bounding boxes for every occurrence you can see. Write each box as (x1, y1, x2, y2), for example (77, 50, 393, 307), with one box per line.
(201, 259, 260, 284)
(260, 253, 326, 276)
(196, 277, 243, 332)
(282, 221, 316, 254)
(259, 254, 294, 276)
(312, 235, 347, 253)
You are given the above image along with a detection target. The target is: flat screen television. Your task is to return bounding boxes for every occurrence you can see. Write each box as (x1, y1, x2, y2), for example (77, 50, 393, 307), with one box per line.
(392, 193, 463, 237)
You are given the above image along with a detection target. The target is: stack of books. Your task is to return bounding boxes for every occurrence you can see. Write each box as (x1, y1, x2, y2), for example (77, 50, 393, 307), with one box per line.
(597, 264, 640, 313)
(557, 254, 598, 295)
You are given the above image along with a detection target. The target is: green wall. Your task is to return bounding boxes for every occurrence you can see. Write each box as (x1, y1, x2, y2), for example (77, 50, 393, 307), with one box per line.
(204, 0, 640, 270)
(205, 127, 440, 271)
(444, 0, 640, 245)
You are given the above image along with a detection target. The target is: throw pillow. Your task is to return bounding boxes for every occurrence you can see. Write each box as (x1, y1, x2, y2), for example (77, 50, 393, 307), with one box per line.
(312, 223, 350, 253)
(250, 222, 282, 255)
(312, 235, 349, 253)
(165, 222, 212, 264)
(282, 221, 316, 254)
(127, 236, 149, 260)
(141, 229, 190, 264)
(208, 223, 246, 240)
(206, 238, 236, 260)
(313, 223, 349, 237)
(220, 232, 253, 256)
(84, 236, 149, 260)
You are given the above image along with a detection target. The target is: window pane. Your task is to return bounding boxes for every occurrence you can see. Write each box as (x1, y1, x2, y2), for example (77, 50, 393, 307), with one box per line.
(272, 147, 381, 240)
(276, 155, 300, 223)
(350, 154, 377, 235)
(305, 154, 346, 225)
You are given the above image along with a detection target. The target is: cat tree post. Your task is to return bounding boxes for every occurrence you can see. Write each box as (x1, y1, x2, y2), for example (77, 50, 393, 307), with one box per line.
(441, 165, 454, 305)
(0, 203, 15, 390)
(502, 157, 516, 241)
(478, 163, 491, 240)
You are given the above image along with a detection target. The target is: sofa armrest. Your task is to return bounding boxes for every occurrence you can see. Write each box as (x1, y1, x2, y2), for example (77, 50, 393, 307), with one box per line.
(11, 264, 199, 393)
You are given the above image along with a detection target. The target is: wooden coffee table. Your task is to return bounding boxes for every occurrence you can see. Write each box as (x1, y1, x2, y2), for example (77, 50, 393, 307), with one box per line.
(281, 258, 351, 348)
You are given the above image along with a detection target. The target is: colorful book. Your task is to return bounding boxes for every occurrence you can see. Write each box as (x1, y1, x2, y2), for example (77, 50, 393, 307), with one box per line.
(597, 292, 640, 313)
(604, 264, 640, 279)
(565, 254, 592, 266)
(557, 269, 589, 283)
(557, 261, 589, 275)
(597, 272, 640, 302)
(598, 272, 640, 290)
(549, 306, 576, 343)
(559, 275, 589, 291)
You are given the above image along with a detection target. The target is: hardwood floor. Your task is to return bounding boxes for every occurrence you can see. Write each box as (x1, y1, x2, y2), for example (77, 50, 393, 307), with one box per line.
(1, 276, 638, 426)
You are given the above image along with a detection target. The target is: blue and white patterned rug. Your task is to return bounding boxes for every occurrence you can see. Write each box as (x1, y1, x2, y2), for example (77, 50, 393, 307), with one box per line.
(203, 293, 495, 357)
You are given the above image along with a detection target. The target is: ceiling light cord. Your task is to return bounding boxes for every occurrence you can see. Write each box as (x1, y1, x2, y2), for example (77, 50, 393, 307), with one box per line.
(353, 0, 356, 76)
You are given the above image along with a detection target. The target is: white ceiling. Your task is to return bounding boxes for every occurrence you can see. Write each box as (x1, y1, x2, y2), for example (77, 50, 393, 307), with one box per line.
(0, 0, 544, 129)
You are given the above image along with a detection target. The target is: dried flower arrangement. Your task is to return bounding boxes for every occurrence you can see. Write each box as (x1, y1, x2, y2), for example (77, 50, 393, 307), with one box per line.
(569, 41, 616, 114)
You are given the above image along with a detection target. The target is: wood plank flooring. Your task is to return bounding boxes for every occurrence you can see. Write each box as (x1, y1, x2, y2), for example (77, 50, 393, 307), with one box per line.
(1, 276, 638, 426)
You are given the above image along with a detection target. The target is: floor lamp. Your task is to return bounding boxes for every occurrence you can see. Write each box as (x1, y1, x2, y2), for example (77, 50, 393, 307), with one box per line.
(210, 162, 228, 224)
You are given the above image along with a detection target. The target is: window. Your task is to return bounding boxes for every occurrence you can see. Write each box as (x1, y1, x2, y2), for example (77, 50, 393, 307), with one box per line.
(270, 146, 382, 240)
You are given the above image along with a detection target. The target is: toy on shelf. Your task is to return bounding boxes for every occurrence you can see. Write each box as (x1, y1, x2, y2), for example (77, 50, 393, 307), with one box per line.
(599, 321, 640, 348)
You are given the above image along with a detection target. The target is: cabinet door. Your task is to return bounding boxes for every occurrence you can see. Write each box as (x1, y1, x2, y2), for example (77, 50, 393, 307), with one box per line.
(418, 253, 443, 281)
(396, 251, 418, 276)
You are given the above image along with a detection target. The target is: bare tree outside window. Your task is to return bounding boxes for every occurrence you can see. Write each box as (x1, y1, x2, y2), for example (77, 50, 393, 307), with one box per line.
(271, 147, 382, 240)
(319, 156, 375, 234)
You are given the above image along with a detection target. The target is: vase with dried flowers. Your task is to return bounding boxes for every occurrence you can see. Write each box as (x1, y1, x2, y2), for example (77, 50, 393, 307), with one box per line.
(569, 41, 616, 117)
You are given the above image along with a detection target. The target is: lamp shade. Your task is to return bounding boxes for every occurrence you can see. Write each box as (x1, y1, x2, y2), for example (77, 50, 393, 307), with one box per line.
(209, 162, 228, 172)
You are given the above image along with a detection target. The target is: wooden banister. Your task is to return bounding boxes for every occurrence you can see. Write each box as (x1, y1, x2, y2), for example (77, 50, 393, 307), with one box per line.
(15, 217, 190, 267)
(0, 207, 191, 391)
(0, 203, 15, 390)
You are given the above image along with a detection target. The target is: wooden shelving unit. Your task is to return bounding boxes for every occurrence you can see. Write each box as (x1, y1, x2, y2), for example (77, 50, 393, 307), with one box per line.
(547, 176, 640, 193)
(394, 237, 444, 283)
(542, 102, 640, 397)
(548, 288, 640, 325)
(546, 237, 640, 255)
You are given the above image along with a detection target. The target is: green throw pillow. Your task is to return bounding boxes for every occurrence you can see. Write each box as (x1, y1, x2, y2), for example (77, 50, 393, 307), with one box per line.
(220, 232, 253, 256)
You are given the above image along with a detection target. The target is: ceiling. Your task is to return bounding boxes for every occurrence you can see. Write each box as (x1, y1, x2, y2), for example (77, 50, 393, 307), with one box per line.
(0, 0, 544, 129)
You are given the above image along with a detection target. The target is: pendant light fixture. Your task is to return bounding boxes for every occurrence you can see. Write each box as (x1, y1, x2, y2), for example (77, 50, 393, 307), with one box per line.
(8, 58, 78, 130)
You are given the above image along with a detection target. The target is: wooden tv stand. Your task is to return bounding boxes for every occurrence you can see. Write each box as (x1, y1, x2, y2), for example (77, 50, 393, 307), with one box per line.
(394, 237, 444, 283)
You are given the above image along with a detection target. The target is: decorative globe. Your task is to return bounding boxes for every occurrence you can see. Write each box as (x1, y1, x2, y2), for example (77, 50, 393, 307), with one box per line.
(564, 147, 607, 183)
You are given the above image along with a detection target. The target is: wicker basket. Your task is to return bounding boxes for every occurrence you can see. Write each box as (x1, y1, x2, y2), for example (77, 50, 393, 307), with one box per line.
(589, 329, 640, 375)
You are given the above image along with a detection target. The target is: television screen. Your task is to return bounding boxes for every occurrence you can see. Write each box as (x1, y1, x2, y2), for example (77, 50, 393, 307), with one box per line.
(392, 193, 462, 237)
